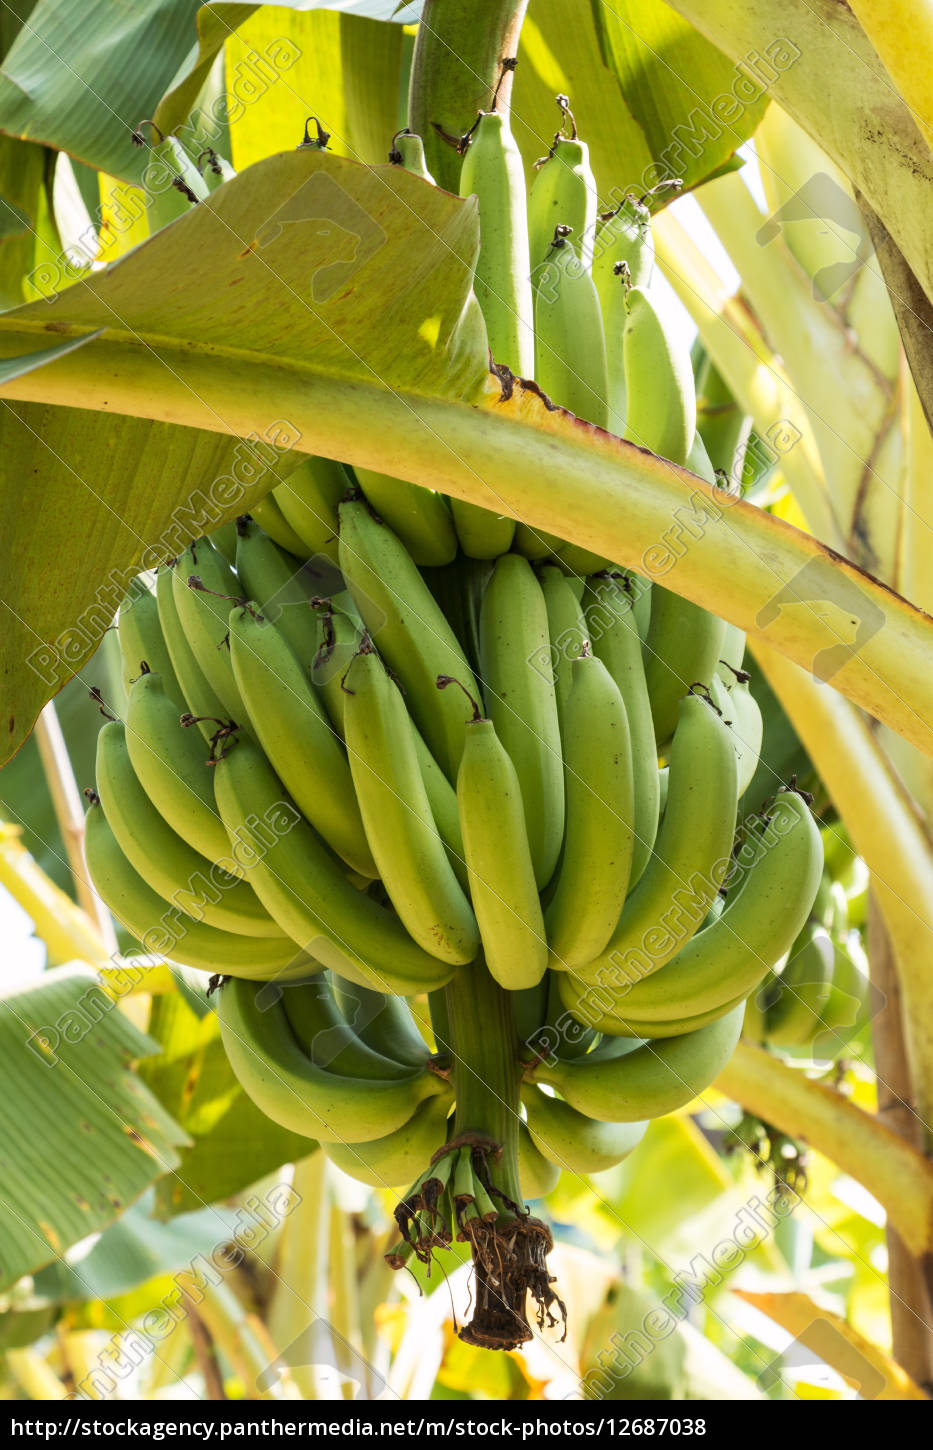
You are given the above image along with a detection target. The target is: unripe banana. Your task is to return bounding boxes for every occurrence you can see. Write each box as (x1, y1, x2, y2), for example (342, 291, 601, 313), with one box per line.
(389, 129, 434, 182)
(323, 1094, 452, 1188)
(566, 691, 738, 988)
(512, 523, 561, 560)
(460, 108, 535, 377)
(228, 605, 376, 878)
(233, 517, 319, 665)
(393, 123, 516, 555)
(216, 976, 450, 1144)
(595, 198, 653, 433)
(764, 919, 835, 1048)
(172, 538, 247, 724)
(139, 126, 210, 231)
(522, 1086, 648, 1173)
(125, 669, 239, 872)
(84, 798, 307, 979)
(212, 521, 238, 567)
(811, 942, 870, 1057)
(197, 147, 237, 193)
(532, 233, 609, 428)
(528, 107, 597, 270)
(156, 566, 228, 739)
(643, 586, 727, 751)
(566, 791, 822, 1031)
(545, 652, 635, 970)
(719, 623, 748, 675)
(530, 1003, 744, 1122)
(710, 672, 762, 797)
(453, 707, 547, 990)
(583, 574, 659, 887)
(274, 456, 352, 561)
(410, 724, 467, 887)
(555, 542, 615, 575)
(479, 553, 564, 887)
(354, 465, 458, 567)
(696, 356, 750, 479)
(117, 575, 183, 702)
(512, 976, 552, 1046)
(592, 991, 748, 1040)
(518, 1123, 561, 1200)
(310, 602, 362, 735)
(337, 497, 477, 779)
(343, 646, 478, 965)
(95, 720, 280, 938)
(249, 492, 310, 559)
(213, 734, 456, 995)
(331, 981, 432, 1069)
(593, 194, 653, 309)
(281, 975, 415, 1081)
(622, 284, 696, 465)
(539, 564, 586, 714)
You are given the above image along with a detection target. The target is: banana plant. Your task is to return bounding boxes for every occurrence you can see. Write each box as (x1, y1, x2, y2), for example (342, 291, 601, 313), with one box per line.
(1, 0, 932, 1401)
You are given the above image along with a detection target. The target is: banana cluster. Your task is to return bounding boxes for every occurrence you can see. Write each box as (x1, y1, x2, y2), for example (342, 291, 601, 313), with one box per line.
(85, 99, 826, 1209)
(743, 857, 871, 1057)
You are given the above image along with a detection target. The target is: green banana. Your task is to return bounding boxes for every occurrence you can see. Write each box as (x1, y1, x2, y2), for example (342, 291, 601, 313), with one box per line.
(95, 720, 280, 938)
(281, 975, 415, 1080)
(518, 1124, 561, 1200)
(522, 1086, 648, 1173)
(310, 602, 362, 734)
(459, 108, 535, 377)
(213, 734, 456, 995)
(530, 1004, 744, 1122)
(566, 691, 738, 988)
(528, 102, 597, 270)
(411, 724, 467, 888)
(274, 456, 352, 561)
(234, 517, 320, 664)
(249, 492, 310, 559)
(583, 574, 660, 887)
(591, 991, 749, 1040)
(337, 496, 477, 779)
(228, 605, 376, 878)
(212, 520, 238, 567)
(156, 566, 228, 739)
(216, 975, 450, 1144)
(84, 799, 307, 979)
(568, 791, 823, 1029)
(354, 465, 458, 567)
(331, 981, 432, 1069)
(594, 194, 653, 310)
(643, 584, 727, 750)
(478, 553, 564, 888)
(539, 564, 586, 714)
(545, 652, 635, 970)
(117, 574, 183, 702)
(172, 538, 247, 723)
(710, 671, 762, 797)
(764, 919, 835, 1048)
(137, 123, 209, 231)
(512, 523, 561, 561)
(342, 645, 478, 965)
(595, 198, 653, 433)
(449, 497, 516, 562)
(811, 942, 870, 1058)
(622, 284, 696, 465)
(323, 1094, 452, 1188)
(389, 129, 434, 181)
(197, 147, 237, 193)
(124, 669, 239, 872)
(696, 356, 750, 480)
(453, 708, 547, 990)
(532, 231, 609, 428)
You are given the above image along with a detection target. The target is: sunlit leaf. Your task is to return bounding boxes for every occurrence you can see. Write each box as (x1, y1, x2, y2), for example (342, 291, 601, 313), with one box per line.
(0, 964, 186, 1290)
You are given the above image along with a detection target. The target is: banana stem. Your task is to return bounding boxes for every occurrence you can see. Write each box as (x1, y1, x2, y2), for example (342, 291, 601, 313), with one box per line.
(408, 0, 529, 190)
(445, 956, 523, 1206)
(716, 1039, 933, 1269)
(867, 895, 933, 1385)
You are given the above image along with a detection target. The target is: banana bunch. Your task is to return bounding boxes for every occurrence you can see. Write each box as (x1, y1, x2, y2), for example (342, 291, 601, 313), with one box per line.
(82, 95, 828, 1348)
(743, 851, 871, 1058)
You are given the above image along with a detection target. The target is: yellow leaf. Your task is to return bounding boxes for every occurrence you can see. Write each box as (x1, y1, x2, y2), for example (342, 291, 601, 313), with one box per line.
(733, 1289, 928, 1400)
